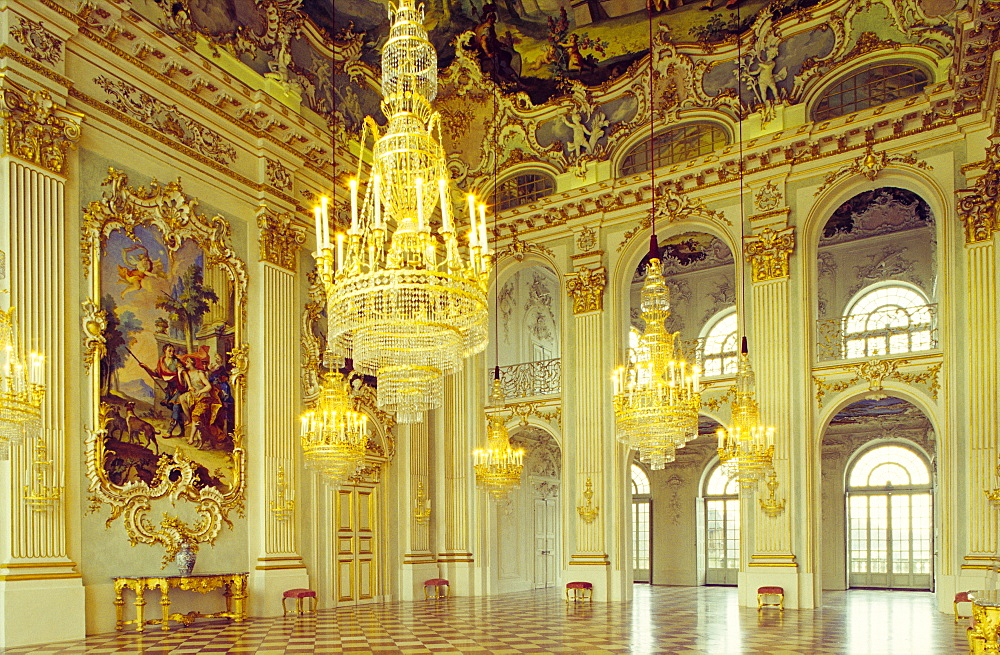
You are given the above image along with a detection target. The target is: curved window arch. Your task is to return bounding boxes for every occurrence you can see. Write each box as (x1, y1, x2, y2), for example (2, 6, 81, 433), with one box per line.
(845, 444, 932, 589)
(700, 308, 738, 377)
(631, 463, 651, 495)
(813, 64, 929, 122)
(492, 172, 555, 212)
(620, 123, 729, 176)
(843, 284, 934, 358)
(703, 461, 739, 584)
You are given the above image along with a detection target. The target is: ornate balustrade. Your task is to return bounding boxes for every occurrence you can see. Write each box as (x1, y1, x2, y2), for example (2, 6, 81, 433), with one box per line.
(491, 358, 561, 400)
(816, 304, 938, 361)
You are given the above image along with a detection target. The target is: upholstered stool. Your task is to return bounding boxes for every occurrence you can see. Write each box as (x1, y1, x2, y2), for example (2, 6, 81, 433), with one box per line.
(565, 581, 593, 602)
(955, 591, 973, 623)
(423, 578, 450, 599)
(282, 588, 317, 615)
(757, 586, 784, 611)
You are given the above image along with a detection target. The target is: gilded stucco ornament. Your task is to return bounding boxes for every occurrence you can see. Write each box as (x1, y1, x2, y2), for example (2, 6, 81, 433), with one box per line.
(1, 85, 81, 175)
(257, 209, 305, 272)
(744, 226, 796, 282)
(566, 265, 607, 314)
(814, 146, 932, 195)
(958, 120, 1000, 244)
(264, 158, 293, 191)
(754, 182, 782, 212)
(618, 185, 730, 252)
(494, 234, 554, 263)
(81, 169, 248, 564)
(10, 15, 64, 66)
(812, 357, 941, 407)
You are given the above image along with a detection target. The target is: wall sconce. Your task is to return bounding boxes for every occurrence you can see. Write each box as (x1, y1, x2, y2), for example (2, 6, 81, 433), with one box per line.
(577, 478, 599, 523)
(23, 439, 61, 512)
(414, 480, 431, 524)
(269, 465, 294, 522)
(759, 471, 786, 518)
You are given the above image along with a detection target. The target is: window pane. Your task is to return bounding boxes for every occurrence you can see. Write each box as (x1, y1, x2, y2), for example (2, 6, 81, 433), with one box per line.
(631, 464, 650, 495)
(492, 173, 555, 212)
(848, 445, 931, 488)
(621, 124, 728, 176)
(814, 65, 928, 121)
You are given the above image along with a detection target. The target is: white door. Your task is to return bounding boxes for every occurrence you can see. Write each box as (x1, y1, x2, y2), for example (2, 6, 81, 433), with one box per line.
(336, 483, 377, 604)
(533, 497, 557, 588)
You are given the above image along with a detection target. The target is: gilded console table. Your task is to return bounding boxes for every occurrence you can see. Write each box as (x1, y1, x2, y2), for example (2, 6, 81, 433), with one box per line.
(969, 590, 1000, 655)
(113, 572, 248, 632)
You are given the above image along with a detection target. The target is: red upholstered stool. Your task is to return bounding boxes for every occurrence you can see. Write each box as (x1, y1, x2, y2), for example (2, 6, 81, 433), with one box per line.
(282, 588, 317, 616)
(565, 581, 593, 602)
(424, 578, 450, 599)
(956, 591, 973, 623)
(757, 586, 784, 611)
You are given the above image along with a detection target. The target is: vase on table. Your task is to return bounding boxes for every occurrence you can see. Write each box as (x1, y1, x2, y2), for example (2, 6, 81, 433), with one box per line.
(175, 542, 196, 576)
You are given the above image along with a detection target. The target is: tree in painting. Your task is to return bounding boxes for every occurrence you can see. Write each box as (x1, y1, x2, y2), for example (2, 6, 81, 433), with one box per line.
(156, 264, 219, 354)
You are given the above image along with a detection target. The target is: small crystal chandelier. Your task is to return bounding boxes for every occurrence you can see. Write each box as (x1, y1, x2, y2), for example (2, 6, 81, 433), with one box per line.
(613, 238, 702, 470)
(716, 337, 774, 489)
(300, 371, 369, 486)
(0, 308, 45, 459)
(313, 0, 490, 424)
(474, 370, 525, 499)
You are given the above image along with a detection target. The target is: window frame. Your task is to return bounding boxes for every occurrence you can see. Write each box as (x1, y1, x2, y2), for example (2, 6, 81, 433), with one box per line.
(619, 123, 729, 177)
(812, 63, 930, 122)
(491, 171, 555, 212)
(841, 282, 935, 359)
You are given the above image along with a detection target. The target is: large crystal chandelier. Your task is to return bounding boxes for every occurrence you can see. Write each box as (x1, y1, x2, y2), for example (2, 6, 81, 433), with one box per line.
(313, 0, 490, 424)
(473, 371, 525, 500)
(717, 337, 774, 489)
(0, 308, 45, 459)
(614, 237, 702, 470)
(300, 371, 369, 486)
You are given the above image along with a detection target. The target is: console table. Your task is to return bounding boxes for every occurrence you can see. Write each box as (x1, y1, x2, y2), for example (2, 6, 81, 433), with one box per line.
(113, 572, 248, 632)
(969, 590, 1000, 655)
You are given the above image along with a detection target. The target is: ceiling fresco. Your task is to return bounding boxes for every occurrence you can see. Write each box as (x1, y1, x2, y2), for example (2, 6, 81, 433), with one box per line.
(828, 396, 926, 425)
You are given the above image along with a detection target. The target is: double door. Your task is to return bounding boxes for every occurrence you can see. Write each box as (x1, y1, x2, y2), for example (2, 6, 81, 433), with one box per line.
(848, 492, 932, 590)
(336, 484, 377, 603)
(533, 497, 557, 588)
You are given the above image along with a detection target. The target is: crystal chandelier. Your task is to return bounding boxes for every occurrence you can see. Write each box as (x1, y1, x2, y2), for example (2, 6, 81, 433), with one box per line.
(313, 0, 490, 424)
(300, 371, 369, 486)
(473, 370, 525, 500)
(716, 337, 774, 489)
(614, 237, 702, 470)
(0, 308, 45, 459)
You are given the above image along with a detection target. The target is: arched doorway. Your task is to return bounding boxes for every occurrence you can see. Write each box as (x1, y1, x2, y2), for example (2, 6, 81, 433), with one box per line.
(631, 463, 651, 583)
(703, 461, 740, 586)
(846, 444, 932, 590)
(820, 396, 936, 591)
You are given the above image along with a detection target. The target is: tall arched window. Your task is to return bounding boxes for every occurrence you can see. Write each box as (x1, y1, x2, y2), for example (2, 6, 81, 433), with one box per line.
(701, 308, 738, 376)
(620, 123, 728, 176)
(843, 284, 934, 358)
(813, 64, 929, 121)
(631, 464, 651, 583)
(704, 462, 739, 585)
(847, 444, 932, 590)
(492, 172, 555, 212)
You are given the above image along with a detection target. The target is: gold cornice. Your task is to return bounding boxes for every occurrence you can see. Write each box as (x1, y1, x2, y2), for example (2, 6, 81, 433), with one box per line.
(0, 572, 83, 581)
(68, 88, 299, 209)
(0, 45, 72, 88)
(747, 562, 798, 567)
(257, 556, 302, 562)
(0, 561, 78, 569)
(254, 564, 307, 571)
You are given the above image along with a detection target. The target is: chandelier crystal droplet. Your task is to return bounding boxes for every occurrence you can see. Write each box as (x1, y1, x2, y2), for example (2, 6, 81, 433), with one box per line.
(300, 372, 369, 486)
(313, 0, 490, 424)
(716, 337, 775, 489)
(0, 308, 45, 460)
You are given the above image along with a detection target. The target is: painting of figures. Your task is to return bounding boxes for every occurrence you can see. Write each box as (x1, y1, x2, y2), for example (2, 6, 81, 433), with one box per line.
(99, 223, 236, 492)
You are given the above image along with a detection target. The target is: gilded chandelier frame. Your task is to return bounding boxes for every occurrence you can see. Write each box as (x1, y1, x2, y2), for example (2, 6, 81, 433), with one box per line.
(80, 169, 248, 565)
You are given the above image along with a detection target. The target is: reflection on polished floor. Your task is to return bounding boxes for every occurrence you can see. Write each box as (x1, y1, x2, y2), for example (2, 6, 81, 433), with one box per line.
(4, 585, 966, 654)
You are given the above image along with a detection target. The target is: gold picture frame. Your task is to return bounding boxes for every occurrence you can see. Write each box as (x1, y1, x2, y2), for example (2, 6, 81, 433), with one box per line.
(81, 169, 248, 565)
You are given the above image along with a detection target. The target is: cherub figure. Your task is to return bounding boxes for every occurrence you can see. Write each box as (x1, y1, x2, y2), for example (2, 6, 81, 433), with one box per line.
(117, 244, 164, 297)
(561, 112, 592, 160)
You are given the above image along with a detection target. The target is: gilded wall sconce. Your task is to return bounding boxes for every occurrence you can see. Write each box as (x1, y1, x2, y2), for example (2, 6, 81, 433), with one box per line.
(414, 481, 431, 524)
(759, 471, 786, 518)
(577, 478, 599, 523)
(22, 439, 61, 511)
(269, 466, 295, 522)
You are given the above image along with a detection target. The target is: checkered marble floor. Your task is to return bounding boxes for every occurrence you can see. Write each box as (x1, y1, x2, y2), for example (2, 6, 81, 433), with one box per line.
(3, 585, 968, 654)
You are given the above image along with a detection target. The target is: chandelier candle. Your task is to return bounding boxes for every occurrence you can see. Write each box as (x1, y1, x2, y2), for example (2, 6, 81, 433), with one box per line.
(716, 337, 776, 489)
(313, 0, 490, 424)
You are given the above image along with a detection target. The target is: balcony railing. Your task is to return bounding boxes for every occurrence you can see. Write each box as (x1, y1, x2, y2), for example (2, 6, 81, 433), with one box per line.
(491, 358, 561, 400)
(816, 304, 938, 361)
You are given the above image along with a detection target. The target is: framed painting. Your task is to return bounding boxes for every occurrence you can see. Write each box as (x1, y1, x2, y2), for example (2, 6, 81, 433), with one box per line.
(82, 169, 248, 563)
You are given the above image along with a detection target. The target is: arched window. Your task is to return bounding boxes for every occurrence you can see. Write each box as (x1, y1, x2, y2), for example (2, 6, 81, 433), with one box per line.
(704, 462, 739, 585)
(620, 123, 728, 176)
(843, 284, 934, 358)
(701, 309, 738, 377)
(631, 464, 651, 583)
(846, 444, 932, 589)
(813, 64, 929, 122)
(492, 172, 555, 212)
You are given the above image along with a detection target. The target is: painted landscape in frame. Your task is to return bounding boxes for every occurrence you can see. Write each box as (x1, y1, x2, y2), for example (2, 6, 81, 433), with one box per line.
(98, 222, 237, 493)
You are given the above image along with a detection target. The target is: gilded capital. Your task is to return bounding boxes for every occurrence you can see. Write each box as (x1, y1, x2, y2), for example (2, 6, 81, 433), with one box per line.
(958, 167, 999, 245)
(1, 86, 81, 175)
(566, 265, 607, 314)
(257, 211, 306, 272)
(743, 226, 795, 282)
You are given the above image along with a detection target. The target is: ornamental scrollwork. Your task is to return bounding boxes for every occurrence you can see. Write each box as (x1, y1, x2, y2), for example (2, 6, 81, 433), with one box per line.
(81, 169, 248, 565)
(814, 146, 932, 196)
(812, 357, 941, 407)
(265, 158, 293, 191)
(494, 234, 554, 263)
(1, 85, 81, 175)
(10, 15, 64, 66)
(958, 121, 1000, 244)
(566, 265, 606, 314)
(257, 209, 305, 272)
(744, 226, 796, 282)
(618, 186, 730, 252)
